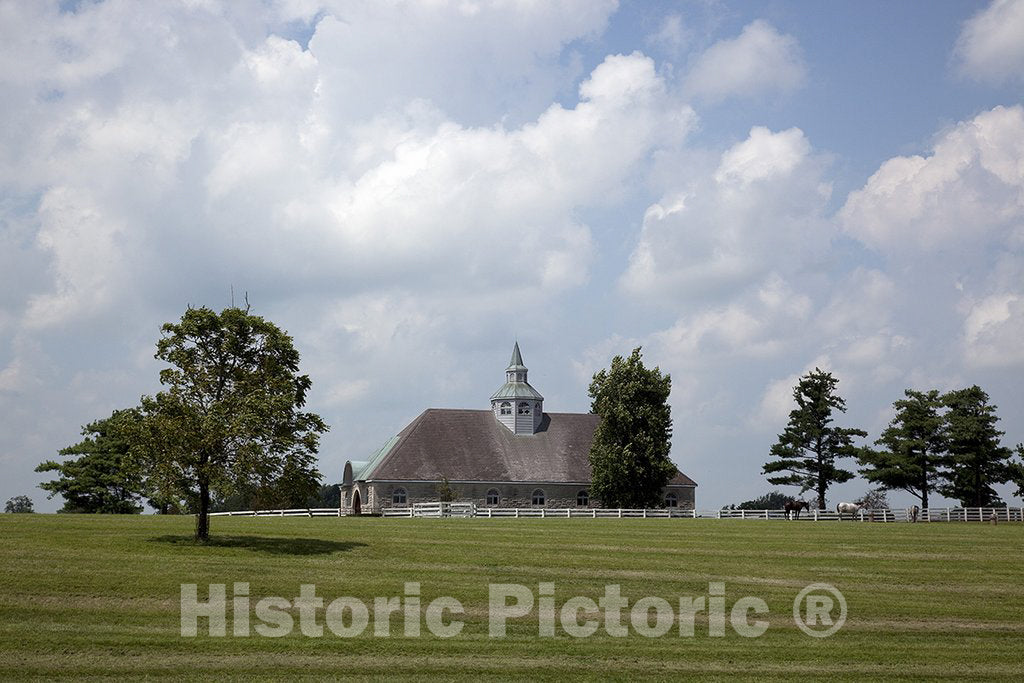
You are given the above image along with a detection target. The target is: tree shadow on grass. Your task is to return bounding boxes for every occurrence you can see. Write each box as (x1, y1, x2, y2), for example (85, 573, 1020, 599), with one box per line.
(150, 535, 367, 556)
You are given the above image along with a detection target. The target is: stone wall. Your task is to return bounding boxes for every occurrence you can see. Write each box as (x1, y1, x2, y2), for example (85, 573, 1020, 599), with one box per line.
(341, 480, 695, 514)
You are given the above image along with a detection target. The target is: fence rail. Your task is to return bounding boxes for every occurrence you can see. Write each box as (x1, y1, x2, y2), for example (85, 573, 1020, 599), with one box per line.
(209, 508, 342, 517)
(210, 505, 1024, 522)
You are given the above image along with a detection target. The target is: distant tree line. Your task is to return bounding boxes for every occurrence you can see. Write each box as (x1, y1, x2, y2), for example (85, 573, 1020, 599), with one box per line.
(5, 495, 34, 513)
(762, 368, 1023, 509)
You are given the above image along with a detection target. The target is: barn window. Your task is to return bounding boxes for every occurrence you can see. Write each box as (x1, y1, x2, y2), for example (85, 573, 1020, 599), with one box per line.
(518, 401, 531, 415)
(500, 402, 512, 415)
(531, 489, 545, 506)
(576, 490, 589, 506)
(664, 492, 678, 508)
(486, 488, 500, 506)
(392, 488, 407, 505)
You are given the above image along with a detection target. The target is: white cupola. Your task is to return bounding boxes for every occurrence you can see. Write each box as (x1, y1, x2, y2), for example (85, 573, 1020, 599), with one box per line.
(490, 342, 544, 434)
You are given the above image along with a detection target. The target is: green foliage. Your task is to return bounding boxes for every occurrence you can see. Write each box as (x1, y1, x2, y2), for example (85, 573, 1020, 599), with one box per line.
(939, 386, 1013, 507)
(436, 478, 455, 502)
(858, 390, 947, 508)
(732, 490, 791, 510)
(4, 495, 34, 513)
(210, 482, 341, 513)
(310, 484, 341, 509)
(588, 347, 675, 508)
(1011, 444, 1024, 500)
(763, 368, 866, 509)
(35, 410, 145, 514)
(130, 306, 328, 539)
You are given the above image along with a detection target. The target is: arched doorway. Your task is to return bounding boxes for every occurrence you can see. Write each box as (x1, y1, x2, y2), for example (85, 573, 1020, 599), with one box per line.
(352, 489, 361, 515)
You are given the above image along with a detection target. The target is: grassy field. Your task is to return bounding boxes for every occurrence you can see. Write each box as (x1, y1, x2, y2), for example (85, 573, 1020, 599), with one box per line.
(1, 514, 1022, 681)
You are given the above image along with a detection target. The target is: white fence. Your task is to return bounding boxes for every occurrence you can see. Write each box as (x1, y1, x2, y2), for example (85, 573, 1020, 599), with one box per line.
(211, 505, 1024, 522)
(209, 507, 342, 517)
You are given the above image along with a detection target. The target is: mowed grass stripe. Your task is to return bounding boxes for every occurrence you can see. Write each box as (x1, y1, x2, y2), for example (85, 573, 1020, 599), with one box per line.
(1, 514, 1022, 680)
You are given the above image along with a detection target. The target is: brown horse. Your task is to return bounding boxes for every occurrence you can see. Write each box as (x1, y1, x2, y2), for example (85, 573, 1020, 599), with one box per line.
(784, 500, 810, 520)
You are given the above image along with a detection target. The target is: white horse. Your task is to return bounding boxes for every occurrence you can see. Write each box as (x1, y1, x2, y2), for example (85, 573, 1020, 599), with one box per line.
(836, 502, 863, 520)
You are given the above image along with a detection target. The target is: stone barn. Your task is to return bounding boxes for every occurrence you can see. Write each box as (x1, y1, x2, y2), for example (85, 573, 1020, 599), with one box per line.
(340, 343, 696, 514)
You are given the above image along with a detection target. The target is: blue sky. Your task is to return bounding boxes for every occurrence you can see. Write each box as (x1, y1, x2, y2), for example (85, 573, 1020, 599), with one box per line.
(2, 0, 1023, 512)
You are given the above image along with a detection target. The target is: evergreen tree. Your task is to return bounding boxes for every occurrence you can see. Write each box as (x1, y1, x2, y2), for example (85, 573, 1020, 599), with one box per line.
(588, 347, 675, 508)
(940, 386, 1012, 507)
(763, 368, 866, 509)
(858, 389, 947, 509)
(36, 409, 145, 513)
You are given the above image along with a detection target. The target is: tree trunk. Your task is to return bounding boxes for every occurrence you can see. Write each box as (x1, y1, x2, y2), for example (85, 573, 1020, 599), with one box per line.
(195, 476, 210, 541)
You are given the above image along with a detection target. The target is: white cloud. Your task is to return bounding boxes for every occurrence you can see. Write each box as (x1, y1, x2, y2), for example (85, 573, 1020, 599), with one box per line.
(840, 105, 1024, 252)
(963, 293, 1024, 367)
(954, 0, 1024, 84)
(305, 0, 617, 125)
(684, 20, 805, 102)
(715, 127, 810, 185)
(26, 187, 128, 328)
(815, 269, 896, 337)
(646, 14, 688, 54)
(651, 274, 812, 364)
(13, 38, 691, 328)
(621, 126, 830, 301)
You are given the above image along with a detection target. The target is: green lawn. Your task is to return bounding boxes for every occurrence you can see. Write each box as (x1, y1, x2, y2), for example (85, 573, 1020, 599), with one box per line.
(1, 514, 1022, 680)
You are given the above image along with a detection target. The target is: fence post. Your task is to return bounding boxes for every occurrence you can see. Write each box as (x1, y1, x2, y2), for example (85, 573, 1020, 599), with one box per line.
(515, 508, 519, 518)
(764, 509, 769, 520)
(541, 508, 546, 518)
(592, 508, 596, 518)
(643, 509, 647, 518)
(740, 510, 745, 519)
(946, 509, 951, 522)
(814, 508, 819, 521)
(692, 509, 696, 519)
(618, 508, 622, 518)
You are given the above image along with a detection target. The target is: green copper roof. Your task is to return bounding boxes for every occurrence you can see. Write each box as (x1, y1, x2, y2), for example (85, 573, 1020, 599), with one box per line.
(507, 341, 526, 370)
(490, 381, 544, 401)
(354, 434, 400, 480)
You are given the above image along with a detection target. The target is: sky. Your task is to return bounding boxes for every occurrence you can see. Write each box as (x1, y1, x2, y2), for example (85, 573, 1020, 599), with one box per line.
(2, 0, 1023, 512)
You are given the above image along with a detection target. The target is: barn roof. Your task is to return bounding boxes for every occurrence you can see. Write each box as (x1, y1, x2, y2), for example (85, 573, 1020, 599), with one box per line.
(360, 408, 696, 486)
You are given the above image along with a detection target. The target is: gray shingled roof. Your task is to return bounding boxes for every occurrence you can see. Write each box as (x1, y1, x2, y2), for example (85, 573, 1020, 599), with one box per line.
(362, 408, 697, 486)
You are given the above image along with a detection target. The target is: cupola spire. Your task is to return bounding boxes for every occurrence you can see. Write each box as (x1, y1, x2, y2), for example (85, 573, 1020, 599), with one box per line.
(491, 342, 544, 434)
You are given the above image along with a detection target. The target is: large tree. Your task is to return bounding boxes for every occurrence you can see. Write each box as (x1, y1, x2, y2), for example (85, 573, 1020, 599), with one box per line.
(36, 409, 145, 514)
(858, 389, 947, 509)
(939, 386, 1012, 507)
(763, 368, 866, 509)
(588, 347, 675, 508)
(131, 306, 328, 540)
